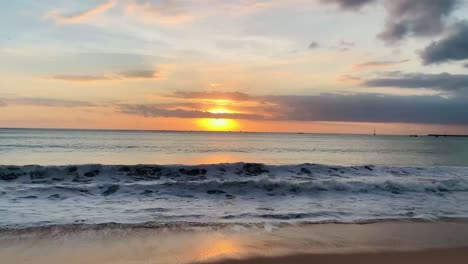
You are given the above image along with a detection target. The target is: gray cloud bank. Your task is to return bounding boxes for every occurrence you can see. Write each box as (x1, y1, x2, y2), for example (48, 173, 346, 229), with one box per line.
(121, 91, 468, 125)
(421, 21, 468, 64)
(379, 0, 460, 43)
(364, 72, 468, 92)
(120, 105, 265, 120)
(321, 0, 461, 44)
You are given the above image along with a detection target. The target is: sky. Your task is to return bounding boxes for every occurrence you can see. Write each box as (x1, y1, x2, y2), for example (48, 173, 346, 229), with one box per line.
(1, 0, 468, 134)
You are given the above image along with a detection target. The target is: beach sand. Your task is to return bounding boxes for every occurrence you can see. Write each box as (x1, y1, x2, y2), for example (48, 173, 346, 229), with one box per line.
(196, 248, 468, 264)
(1, 221, 468, 264)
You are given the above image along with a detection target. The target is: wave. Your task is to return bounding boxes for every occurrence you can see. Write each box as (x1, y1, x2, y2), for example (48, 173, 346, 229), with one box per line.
(1, 163, 468, 198)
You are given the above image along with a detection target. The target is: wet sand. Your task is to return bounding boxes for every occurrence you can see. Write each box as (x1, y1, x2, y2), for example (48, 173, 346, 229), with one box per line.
(1, 221, 468, 264)
(197, 248, 468, 264)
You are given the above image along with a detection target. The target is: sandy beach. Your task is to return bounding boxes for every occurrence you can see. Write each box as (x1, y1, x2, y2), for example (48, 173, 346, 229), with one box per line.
(197, 248, 468, 264)
(1, 221, 468, 264)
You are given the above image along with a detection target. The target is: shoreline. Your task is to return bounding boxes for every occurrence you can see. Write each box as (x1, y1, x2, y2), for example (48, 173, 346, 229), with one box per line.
(2, 221, 468, 264)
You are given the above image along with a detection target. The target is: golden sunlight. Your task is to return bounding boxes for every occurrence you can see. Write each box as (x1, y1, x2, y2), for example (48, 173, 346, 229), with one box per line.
(198, 118, 238, 131)
(196, 237, 240, 261)
(207, 108, 232, 114)
(195, 107, 239, 131)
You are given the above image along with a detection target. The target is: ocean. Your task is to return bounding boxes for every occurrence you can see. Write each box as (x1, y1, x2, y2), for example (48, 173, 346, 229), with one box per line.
(1, 128, 468, 228)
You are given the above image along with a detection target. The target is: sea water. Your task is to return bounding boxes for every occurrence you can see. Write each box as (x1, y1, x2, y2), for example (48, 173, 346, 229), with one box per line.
(1, 128, 468, 228)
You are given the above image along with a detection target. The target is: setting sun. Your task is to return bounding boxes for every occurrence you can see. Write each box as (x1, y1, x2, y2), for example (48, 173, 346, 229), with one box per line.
(198, 118, 238, 131)
(207, 108, 232, 114)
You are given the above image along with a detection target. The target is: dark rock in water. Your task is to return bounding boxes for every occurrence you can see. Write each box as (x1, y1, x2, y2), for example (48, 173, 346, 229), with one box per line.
(30, 170, 46, 179)
(207, 190, 226, 195)
(225, 194, 235, 199)
(52, 177, 64, 181)
(179, 168, 207, 176)
(7, 166, 20, 171)
(67, 166, 78, 173)
(102, 185, 120, 196)
(84, 170, 100, 177)
(300, 168, 311, 175)
(364, 165, 374, 171)
(48, 194, 61, 199)
(242, 163, 269, 175)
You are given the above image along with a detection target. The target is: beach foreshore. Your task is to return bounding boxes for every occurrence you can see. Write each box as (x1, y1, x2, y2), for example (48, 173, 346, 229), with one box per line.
(196, 248, 468, 264)
(1, 221, 468, 264)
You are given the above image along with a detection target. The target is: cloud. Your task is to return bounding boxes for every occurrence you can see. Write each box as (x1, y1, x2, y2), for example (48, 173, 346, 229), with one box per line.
(321, 0, 376, 11)
(171, 91, 254, 101)
(120, 104, 266, 120)
(308, 41, 319, 49)
(49, 70, 160, 82)
(421, 22, 468, 64)
(119, 70, 161, 79)
(378, 0, 460, 43)
(121, 92, 468, 125)
(0, 101, 6, 107)
(464, 63, 468, 68)
(337, 74, 362, 83)
(1, 97, 95, 108)
(352, 59, 409, 69)
(364, 72, 468, 92)
(266, 93, 468, 125)
(50, 75, 112, 82)
(336, 40, 355, 51)
(125, 0, 193, 25)
(45, 0, 116, 24)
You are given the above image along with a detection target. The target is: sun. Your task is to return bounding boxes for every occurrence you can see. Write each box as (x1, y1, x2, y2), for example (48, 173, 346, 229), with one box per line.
(197, 108, 239, 131)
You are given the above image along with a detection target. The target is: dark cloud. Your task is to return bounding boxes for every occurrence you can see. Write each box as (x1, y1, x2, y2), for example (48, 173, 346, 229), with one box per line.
(267, 93, 468, 125)
(364, 72, 468, 92)
(308, 41, 319, 49)
(50, 75, 111, 82)
(378, 0, 460, 43)
(352, 59, 409, 69)
(120, 104, 266, 120)
(421, 22, 468, 64)
(321, 0, 376, 11)
(171, 91, 254, 101)
(464, 63, 468, 68)
(1, 97, 95, 107)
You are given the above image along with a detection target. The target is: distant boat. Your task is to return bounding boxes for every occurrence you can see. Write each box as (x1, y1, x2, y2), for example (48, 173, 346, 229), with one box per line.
(409, 135, 419, 138)
(373, 129, 376, 136)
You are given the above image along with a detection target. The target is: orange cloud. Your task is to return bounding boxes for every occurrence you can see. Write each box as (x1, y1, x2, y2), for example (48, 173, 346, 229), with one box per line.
(45, 0, 116, 24)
